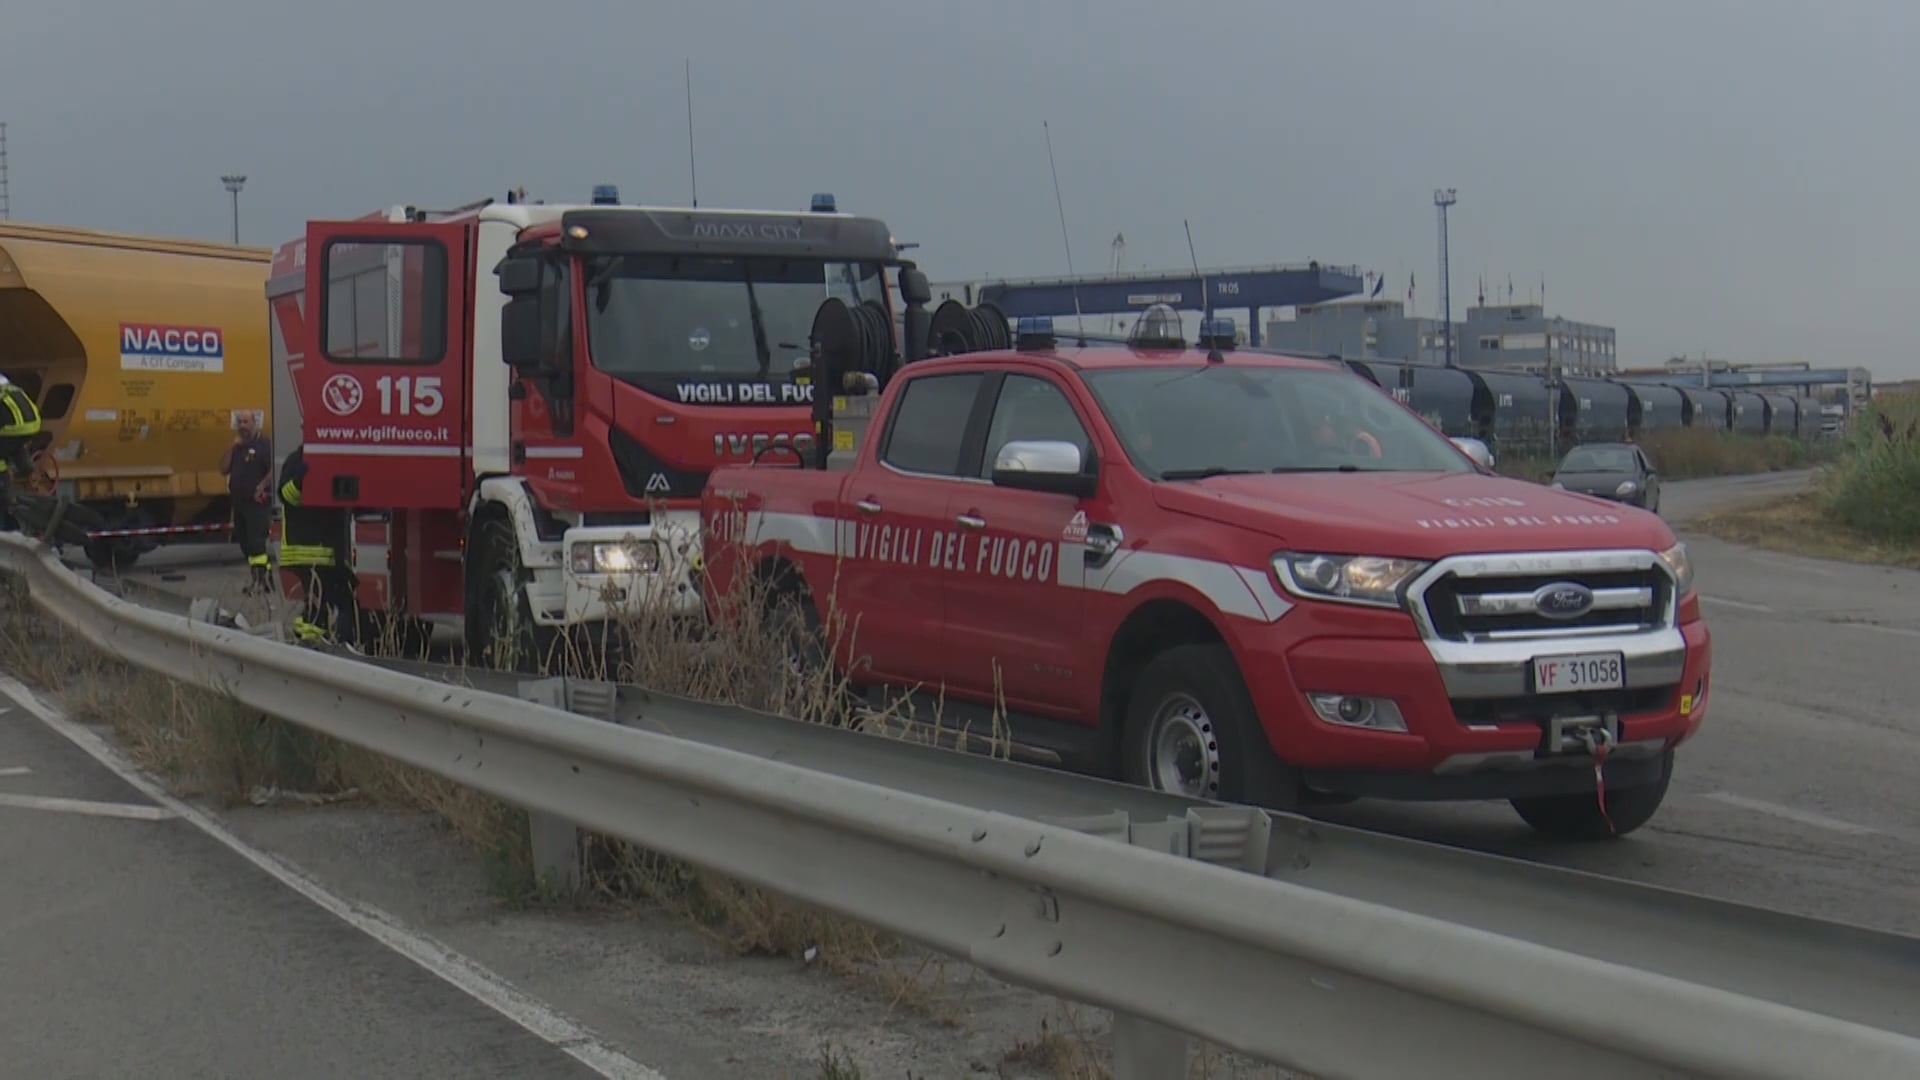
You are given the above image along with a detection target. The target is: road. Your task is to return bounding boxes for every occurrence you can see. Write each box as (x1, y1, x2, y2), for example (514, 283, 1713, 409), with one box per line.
(1317, 468, 1920, 937)
(64, 467, 1920, 945)
(0, 680, 642, 1080)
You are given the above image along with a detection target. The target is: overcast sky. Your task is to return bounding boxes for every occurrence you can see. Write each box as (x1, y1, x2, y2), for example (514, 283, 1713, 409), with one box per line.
(4, 0, 1914, 376)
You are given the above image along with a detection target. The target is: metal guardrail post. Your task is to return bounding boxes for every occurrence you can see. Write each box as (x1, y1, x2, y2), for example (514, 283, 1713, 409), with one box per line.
(1049, 806, 1276, 1078)
(515, 677, 619, 895)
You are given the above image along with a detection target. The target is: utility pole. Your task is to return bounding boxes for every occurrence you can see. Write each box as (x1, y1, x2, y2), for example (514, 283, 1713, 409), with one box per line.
(1, 122, 11, 220)
(1434, 188, 1457, 367)
(221, 174, 247, 243)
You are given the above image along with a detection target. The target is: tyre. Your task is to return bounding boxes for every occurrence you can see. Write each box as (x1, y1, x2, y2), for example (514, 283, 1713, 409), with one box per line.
(1510, 750, 1673, 840)
(1118, 643, 1299, 809)
(463, 515, 548, 674)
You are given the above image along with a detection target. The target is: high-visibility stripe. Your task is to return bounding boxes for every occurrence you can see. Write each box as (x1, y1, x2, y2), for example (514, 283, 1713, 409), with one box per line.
(736, 510, 1293, 625)
(280, 543, 336, 566)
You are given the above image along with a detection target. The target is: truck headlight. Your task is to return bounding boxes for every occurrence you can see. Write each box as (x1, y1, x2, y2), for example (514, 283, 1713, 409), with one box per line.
(570, 539, 660, 575)
(1615, 480, 1639, 497)
(1274, 553, 1429, 609)
(1658, 542, 1694, 595)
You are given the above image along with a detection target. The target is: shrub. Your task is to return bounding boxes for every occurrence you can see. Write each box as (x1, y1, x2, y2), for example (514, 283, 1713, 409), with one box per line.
(1820, 391, 1920, 543)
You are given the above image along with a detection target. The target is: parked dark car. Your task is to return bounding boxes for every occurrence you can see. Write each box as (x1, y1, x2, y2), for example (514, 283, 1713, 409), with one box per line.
(1549, 442, 1661, 512)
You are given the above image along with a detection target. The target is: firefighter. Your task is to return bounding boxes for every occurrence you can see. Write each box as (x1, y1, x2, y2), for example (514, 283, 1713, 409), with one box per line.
(221, 411, 274, 594)
(0, 375, 43, 533)
(276, 445, 359, 649)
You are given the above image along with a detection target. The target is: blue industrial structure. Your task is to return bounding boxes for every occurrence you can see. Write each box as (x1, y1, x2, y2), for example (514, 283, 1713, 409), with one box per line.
(975, 262, 1365, 346)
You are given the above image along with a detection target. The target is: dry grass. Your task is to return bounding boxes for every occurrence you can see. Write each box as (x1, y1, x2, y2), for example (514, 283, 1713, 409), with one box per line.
(0, 511, 1291, 1077)
(1690, 489, 1920, 573)
(1495, 429, 1833, 487)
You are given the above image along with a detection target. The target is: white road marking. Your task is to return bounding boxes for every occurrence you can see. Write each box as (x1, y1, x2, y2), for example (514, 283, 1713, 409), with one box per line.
(0, 677, 665, 1080)
(0, 791, 176, 821)
(0, 765, 31, 777)
(1701, 595, 1772, 613)
(1702, 791, 1879, 837)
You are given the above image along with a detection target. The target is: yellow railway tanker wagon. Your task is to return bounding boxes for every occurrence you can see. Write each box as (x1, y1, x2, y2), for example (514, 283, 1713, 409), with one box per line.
(0, 223, 271, 567)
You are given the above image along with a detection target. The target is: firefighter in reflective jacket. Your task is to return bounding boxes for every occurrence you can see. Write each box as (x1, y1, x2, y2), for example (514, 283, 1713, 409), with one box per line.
(0, 375, 43, 532)
(277, 446, 359, 648)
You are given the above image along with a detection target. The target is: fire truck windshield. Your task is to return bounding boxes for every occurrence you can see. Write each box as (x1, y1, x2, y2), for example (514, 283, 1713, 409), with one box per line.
(1082, 363, 1476, 479)
(583, 254, 888, 390)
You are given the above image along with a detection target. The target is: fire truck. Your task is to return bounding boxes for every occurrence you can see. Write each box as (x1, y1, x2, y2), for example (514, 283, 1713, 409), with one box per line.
(265, 186, 935, 665)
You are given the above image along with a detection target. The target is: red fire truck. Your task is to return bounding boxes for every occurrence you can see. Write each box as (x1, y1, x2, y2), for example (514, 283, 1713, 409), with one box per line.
(265, 187, 934, 664)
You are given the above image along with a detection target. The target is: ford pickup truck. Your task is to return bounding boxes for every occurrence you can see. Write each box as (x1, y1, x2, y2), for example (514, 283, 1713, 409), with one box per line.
(699, 325, 1711, 840)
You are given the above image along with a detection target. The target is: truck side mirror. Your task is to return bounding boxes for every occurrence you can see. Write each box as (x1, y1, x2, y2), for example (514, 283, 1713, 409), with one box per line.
(898, 267, 932, 307)
(990, 440, 1096, 498)
(496, 256, 541, 298)
(1450, 436, 1495, 470)
(500, 297, 543, 370)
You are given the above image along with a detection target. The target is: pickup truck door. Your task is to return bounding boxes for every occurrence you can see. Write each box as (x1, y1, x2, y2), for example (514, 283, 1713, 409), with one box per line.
(833, 370, 991, 688)
(944, 371, 1107, 719)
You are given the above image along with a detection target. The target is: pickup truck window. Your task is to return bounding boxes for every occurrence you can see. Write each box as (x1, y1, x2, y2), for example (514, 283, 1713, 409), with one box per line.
(977, 374, 1092, 478)
(881, 372, 986, 476)
(1082, 364, 1473, 478)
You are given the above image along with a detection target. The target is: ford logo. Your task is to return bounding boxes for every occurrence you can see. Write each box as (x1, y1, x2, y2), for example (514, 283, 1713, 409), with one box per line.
(1531, 582, 1595, 620)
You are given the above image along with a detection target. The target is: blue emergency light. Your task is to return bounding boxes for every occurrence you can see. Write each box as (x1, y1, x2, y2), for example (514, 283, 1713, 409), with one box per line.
(811, 192, 837, 213)
(591, 185, 621, 205)
(1016, 315, 1057, 350)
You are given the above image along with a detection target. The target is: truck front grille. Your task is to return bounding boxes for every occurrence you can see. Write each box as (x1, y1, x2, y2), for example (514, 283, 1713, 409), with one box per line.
(1451, 686, 1672, 727)
(1410, 551, 1673, 643)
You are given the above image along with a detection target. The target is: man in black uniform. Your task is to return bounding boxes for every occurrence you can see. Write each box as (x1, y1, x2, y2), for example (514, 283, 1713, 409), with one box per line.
(220, 411, 273, 594)
(276, 445, 359, 649)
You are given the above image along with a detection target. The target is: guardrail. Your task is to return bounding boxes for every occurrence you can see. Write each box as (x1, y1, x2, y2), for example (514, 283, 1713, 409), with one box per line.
(9, 531, 1920, 1079)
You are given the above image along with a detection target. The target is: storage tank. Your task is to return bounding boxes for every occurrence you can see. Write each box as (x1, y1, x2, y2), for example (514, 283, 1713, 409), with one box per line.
(0, 222, 272, 566)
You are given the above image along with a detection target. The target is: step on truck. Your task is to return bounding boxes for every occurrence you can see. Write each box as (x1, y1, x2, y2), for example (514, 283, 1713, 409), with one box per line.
(266, 186, 937, 666)
(700, 308, 1713, 839)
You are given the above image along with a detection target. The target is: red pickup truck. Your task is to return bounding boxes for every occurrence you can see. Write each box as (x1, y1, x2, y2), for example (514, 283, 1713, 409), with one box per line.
(700, 323, 1711, 840)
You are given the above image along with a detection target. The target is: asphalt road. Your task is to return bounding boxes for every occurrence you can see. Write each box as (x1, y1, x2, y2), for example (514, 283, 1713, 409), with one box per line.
(0, 681, 630, 1080)
(70, 467, 1920, 944)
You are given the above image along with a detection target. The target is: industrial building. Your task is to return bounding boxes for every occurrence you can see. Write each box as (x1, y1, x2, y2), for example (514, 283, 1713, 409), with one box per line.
(1260, 300, 1450, 364)
(1262, 299, 1618, 373)
(1458, 304, 1618, 373)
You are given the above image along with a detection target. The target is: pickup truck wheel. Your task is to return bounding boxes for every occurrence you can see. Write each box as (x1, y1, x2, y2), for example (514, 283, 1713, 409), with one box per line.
(1510, 749, 1673, 840)
(1120, 643, 1299, 809)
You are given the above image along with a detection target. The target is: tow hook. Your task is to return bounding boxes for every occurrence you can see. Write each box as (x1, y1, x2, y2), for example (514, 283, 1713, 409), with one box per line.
(1577, 726, 1616, 835)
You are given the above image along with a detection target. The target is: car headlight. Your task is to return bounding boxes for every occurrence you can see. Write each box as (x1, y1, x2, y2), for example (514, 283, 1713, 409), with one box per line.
(1657, 542, 1694, 594)
(1615, 480, 1639, 496)
(1274, 553, 1429, 609)
(570, 539, 660, 575)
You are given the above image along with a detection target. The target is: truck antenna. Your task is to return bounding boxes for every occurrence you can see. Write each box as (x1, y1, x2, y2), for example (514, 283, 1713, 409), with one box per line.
(1041, 120, 1087, 344)
(1184, 219, 1222, 362)
(684, 59, 699, 208)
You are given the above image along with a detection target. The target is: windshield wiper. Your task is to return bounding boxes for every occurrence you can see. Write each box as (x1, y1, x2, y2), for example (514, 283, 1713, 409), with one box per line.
(1159, 466, 1264, 480)
(744, 272, 772, 379)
